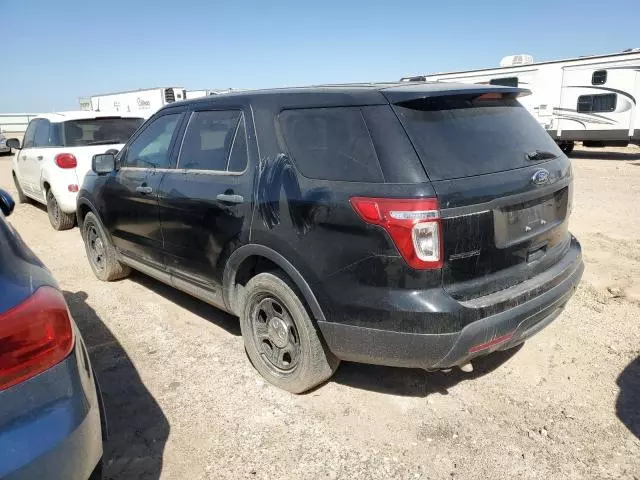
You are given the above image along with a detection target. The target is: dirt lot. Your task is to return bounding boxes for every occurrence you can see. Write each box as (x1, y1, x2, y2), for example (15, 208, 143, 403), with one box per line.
(1, 146, 639, 480)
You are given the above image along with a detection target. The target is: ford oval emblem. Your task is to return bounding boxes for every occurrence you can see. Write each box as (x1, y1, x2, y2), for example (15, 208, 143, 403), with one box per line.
(531, 169, 550, 185)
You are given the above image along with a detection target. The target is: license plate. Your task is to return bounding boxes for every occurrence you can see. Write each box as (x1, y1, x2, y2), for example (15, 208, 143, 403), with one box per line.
(494, 189, 567, 248)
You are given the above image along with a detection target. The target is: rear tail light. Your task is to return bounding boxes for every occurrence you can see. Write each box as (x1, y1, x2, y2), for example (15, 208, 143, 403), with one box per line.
(55, 153, 77, 169)
(0, 287, 74, 391)
(350, 197, 443, 269)
(68, 184, 79, 192)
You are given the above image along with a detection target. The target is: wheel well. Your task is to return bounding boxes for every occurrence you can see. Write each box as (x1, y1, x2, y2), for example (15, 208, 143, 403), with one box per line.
(77, 203, 92, 229)
(228, 255, 283, 315)
(235, 255, 280, 287)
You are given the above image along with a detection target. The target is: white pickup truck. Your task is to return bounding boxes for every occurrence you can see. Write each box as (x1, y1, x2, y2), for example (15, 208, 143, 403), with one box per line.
(8, 111, 143, 230)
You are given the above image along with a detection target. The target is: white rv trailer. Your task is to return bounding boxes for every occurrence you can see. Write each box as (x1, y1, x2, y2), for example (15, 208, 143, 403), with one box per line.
(401, 50, 640, 153)
(79, 87, 186, 118)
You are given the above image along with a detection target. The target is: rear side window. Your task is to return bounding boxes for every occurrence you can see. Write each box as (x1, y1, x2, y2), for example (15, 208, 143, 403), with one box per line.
(178, 110, 246, 172)
(279, 107, 383, 182)
(394, 94, 563, 181)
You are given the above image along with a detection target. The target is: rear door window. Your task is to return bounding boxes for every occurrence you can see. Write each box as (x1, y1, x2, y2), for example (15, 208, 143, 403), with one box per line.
(178, 110, 245, 171)
(393, 94, 563, 181)
(279, 107, 383, 182)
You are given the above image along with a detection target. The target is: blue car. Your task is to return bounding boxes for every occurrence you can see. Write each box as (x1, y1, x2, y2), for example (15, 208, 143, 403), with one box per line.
(0, 189, 104, 479)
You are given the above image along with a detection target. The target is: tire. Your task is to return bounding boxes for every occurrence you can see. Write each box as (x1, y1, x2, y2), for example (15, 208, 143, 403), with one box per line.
(559, 141, 574, 155)
(46, 189, 75, 230)
(12, 173, 29, 203)
(82, 212, 131, 281)
(240, 271, 339, 393)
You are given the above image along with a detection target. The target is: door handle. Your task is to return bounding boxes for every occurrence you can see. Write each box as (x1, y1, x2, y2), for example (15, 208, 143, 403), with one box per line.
(216, 193, 244, 204)
(37, 156, 43, 161)
(21, 156, 26, 160)
(136, 186, 153, 194)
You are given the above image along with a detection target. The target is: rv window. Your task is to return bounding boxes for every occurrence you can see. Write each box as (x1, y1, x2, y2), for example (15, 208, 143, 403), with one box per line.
(577, 94, 616, 113)
(592, 70, 607, 85)
(489, 77, 518, 87)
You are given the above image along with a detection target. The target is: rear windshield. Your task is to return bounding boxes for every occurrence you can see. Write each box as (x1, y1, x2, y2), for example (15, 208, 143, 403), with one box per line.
(60, 117, 144, 147)
(393, 95, 562, 181)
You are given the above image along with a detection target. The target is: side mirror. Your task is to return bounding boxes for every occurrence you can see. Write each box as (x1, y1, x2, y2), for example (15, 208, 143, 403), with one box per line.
(0, 189, 15, 217)
(6, 138, 20, 150)
(92, 153, 116, 174)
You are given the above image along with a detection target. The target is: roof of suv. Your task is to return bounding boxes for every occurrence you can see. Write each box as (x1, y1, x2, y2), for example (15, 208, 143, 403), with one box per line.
(177, 82, 528, 108)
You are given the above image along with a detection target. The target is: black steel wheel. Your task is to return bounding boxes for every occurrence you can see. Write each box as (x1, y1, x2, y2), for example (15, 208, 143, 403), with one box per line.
(251, 296, 301, 372)
(86, 223, 107, 274)
(82, 212, 130, 281)
(240, 271, 339, 393)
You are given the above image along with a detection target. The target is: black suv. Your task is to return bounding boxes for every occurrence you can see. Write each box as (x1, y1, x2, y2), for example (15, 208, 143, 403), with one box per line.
(77, 83, 583, 393)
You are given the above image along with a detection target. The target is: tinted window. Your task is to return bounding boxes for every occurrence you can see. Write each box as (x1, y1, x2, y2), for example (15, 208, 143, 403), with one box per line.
(280, 107, 383, 182)
(123, 113, 181, 168)
(394, 94, 563, 181)
(577, 93, 616, 113)
(62, 117, 143, 147)
(490, 77, 518, 87)
(33, 119, 52, 147)
(592, 70, 607, 85)
(178, 110, 242, 171)
(227, 115, 248, 172)
(22, 121, 37, 148)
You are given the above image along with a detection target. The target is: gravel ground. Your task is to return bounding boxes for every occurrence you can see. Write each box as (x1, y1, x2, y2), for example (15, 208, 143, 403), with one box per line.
(1, 146, 639, 480)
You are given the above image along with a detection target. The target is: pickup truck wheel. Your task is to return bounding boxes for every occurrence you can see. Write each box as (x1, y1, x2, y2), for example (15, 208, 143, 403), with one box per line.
(240, 271, 339, 393)
(47, 190, 75, 230)
(12, 173, 29, 203)
(82, 212, 131, 281)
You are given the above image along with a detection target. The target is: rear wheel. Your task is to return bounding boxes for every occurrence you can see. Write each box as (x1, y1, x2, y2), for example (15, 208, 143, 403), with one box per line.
(82, 212, 131, 281)
(240, 271, 339, 393)
(46, 190, 75, 230)
(12, 173, 29, 203)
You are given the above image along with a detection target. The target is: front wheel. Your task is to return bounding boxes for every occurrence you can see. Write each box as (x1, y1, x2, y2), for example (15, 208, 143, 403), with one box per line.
(240, 271, 339, 393)
(82, 212, 131, 281)
(46, 190, 75, 230)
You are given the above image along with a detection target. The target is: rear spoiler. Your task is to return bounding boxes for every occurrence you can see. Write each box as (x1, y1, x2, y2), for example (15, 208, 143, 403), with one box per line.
(380, 84, 531, 104)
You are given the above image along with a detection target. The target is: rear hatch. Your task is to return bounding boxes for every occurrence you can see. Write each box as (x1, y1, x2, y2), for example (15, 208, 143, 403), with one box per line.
(384, 85, 573, 300)
(58, 116, 143, 184)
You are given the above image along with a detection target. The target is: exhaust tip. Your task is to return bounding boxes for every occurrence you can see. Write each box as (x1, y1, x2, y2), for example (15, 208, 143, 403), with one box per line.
(459, 362, 473, 373)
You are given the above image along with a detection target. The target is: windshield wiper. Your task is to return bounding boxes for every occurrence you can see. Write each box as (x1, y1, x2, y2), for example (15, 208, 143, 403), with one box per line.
(526, 150, 557, 161)
(87, 139, 122, 146)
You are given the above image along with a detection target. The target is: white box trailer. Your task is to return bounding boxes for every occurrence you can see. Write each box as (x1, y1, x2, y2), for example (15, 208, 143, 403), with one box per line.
(184, 88, 240, 99)
(401, 49, 640, 153)
(79, 87, 186, 118)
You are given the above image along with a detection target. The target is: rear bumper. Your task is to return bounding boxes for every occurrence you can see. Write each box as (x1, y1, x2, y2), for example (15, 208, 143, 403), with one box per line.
(51, 184, 79, 213)
(318, 237, 583, 370)
(0, 335, 103, 480)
